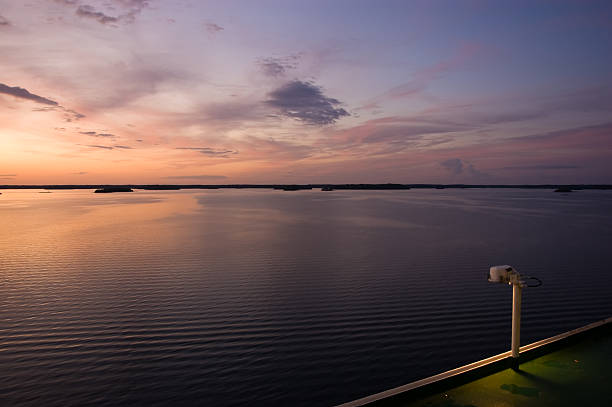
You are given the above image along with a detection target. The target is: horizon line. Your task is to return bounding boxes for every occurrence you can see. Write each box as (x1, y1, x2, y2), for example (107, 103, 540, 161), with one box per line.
(2, 183, 612, 189)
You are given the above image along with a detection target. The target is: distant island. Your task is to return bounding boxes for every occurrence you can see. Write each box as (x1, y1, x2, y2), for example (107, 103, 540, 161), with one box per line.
(94, 186, 133, 193)
(1, 184, 612, 192)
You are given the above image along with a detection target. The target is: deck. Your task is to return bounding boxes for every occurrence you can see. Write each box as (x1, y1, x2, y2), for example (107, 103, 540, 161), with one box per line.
(337, 317, 611, 407)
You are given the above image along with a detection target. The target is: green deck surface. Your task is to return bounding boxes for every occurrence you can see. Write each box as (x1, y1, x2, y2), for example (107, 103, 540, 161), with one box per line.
(401, 330, 612, 407)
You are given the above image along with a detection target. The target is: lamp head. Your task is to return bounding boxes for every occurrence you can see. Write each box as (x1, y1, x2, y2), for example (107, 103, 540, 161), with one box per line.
(488, 265, 516, 284)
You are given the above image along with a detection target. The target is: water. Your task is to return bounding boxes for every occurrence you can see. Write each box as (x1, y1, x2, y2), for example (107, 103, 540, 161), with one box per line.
(1, 188, 611, 406)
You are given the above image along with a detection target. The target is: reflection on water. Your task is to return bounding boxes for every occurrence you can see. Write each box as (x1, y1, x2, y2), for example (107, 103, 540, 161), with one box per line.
(1, 189, 611, 406)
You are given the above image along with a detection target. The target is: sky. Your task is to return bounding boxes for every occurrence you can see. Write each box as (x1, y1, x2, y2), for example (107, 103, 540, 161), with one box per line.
(1, 0, 612, 184)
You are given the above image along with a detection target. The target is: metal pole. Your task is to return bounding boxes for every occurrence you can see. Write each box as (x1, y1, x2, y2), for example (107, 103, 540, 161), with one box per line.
(511, 283, 522, 360)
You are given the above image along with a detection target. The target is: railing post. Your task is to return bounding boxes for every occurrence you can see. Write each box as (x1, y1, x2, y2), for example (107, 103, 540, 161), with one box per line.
(511, 282, 522, 362)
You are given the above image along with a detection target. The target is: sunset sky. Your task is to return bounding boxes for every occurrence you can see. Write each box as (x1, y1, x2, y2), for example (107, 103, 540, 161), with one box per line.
(1, 0, 611, 184)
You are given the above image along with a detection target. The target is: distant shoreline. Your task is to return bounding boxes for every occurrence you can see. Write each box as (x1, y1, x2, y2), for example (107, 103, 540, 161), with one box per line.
(1, 184, 611, 191)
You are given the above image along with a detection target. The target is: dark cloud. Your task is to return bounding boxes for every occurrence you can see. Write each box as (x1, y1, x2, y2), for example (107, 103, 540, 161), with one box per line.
(205, 22, 224, 34)
(0, 14, 10, 26)
(165, 174, 227, 181)
(257, 55, 299, 78)
(113, 145, 132, 149)
(176, 147, 237, 157)
(0, 82, 84, 121)
(265, 80, 349, 125)
(0, 83, 59, 106)
(73, 171, 88, 175)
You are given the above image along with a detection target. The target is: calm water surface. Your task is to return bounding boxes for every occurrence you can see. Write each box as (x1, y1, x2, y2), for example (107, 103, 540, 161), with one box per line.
(1, 189, 611, 406)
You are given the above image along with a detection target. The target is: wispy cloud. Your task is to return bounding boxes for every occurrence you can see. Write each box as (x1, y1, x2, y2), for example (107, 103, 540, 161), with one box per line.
(57, 0, 150, 26)
(204, 21, 224, 34)
(85, 144, 114, 150)
(425, 122, 612, 182)
(79, 131, 115, 138)
(421, 85, 612, 128)
(114, 0, 150, 8)
(257, 55, 300, 78)
(165, 174, 227, 181)
(0, 14, 10, 26)
(63, 109, 85, 122)
(199, 100, 263, 123)
(510, 122, 612, 146)
(239, 136, 314, 160)
(176, 147, 237, 157)
(76, 5, 119, 25)
(265, 80, 349, 125)
(499, 165, 580, 171)
(71, 60, 190, 110)
(323, 116, 467, 154)
(357, 43, 483, 111)
(82, 144, 132, 150)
